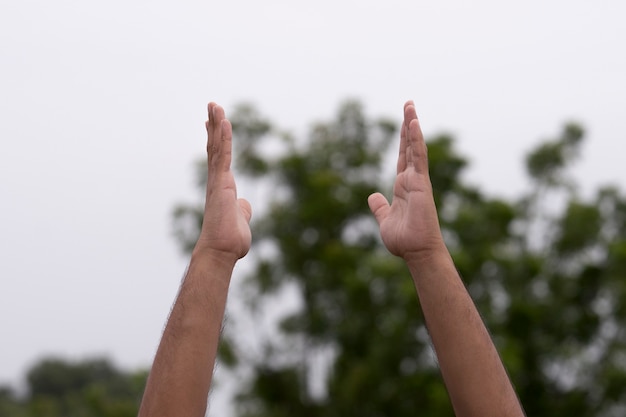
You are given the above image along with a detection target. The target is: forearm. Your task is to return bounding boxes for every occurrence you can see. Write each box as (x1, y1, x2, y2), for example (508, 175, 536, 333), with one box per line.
(138, 252, 235, 417)
(406, 249, 524, 417)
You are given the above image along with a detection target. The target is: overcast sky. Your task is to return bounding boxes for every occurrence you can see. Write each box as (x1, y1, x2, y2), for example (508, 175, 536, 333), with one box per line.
(1, 0, 625, 413)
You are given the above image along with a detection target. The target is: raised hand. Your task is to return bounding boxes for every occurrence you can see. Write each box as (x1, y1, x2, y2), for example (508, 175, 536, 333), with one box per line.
(139, 104, 253, 417)
(367, 102, 526, 417)
(368, 101, 445, 261)
(194, 102, 252, 263)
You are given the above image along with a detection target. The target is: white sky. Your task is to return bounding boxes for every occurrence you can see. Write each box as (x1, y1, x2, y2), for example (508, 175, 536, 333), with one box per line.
(1, 0, 625, 413)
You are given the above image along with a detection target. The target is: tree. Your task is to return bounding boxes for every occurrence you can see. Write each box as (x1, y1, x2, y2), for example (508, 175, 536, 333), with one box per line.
(0, 357, 147, 417)
(173, 100, 626, 416)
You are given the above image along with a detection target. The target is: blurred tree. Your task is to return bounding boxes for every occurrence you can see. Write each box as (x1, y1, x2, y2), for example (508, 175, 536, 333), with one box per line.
(0, 386, 27, 417)
(0, 357, 147, 417)
(172, 101, 626, 416)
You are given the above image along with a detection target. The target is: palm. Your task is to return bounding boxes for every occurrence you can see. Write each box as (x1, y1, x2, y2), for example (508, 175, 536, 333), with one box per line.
(378, 170, 441, 258)
(200, 172, 251, 257)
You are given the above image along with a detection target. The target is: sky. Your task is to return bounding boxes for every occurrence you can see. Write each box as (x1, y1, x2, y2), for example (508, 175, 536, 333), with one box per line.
(1, 0, 625, 413)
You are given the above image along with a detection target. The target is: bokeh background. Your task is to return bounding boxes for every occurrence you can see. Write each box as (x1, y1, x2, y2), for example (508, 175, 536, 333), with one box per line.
(1, 0, 625, 415)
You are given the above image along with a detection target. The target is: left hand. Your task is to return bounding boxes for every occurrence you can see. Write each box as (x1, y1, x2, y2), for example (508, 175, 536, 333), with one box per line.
(194, 103, 252, 263)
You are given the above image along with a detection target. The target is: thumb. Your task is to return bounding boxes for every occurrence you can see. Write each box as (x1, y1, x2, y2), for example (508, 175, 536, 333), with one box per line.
(368, 192, 390, 226)
(238, 198, 252, 223)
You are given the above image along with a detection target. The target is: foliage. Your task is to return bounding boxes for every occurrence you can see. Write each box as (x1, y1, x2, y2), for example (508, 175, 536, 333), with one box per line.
(0, 357, 147, 417)
(172, 100, 626, 416)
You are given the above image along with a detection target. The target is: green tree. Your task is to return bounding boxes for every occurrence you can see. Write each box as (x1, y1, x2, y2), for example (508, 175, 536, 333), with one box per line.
(173, 100, 626, 416)
(0, 357, 147, 417)
(0, 386, 27, 417)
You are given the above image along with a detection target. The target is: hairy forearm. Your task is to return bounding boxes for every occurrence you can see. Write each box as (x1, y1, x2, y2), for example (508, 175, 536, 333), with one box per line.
(406, 249, 524, 417)
(138, 253, 235, 417)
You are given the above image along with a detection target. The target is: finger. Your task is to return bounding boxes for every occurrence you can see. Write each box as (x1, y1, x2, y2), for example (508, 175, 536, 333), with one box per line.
(404, 102, 417, 132)
(206, 102, 223, 157)
(368, 192, 391, 226)
(208, 102, 217, 121)
(206, 102, 217, 147)
(219, 119, 233, 172)
(408, 117, 428, 175)
(207, 102, 217, 124)
(398, 101, 416, 173)
(212, 104, 226, 140)
(238, 198, 252, 223)
(403, 103, 424, 170)
(397, 121, 407, 174)
(404, 100, 415, 115)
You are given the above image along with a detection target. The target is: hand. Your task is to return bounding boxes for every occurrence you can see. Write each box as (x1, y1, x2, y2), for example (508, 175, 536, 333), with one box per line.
(368, 101, 445, 262)
(194, 102, 252, 263)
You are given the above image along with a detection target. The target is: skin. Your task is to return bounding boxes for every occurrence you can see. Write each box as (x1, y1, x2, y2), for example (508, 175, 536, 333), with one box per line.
(138, 103, 251, 417)
(368, 101, 525, 417)
(139, 101, 525, 417)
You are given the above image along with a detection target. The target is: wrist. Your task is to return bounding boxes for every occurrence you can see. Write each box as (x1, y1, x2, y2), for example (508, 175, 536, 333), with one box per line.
(403, 243, 456, 281)
(404, 245, 461, 296)
(191, 243, 240, 269)
(403, 240, 451, 266)
(187, 247, 238, 287)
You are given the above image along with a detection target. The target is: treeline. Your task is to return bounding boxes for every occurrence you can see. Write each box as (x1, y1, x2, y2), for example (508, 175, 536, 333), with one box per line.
(0, 357, 147, 417)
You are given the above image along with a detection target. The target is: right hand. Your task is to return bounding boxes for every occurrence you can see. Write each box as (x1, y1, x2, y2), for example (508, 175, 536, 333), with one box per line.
(368, 101, 446, 262)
